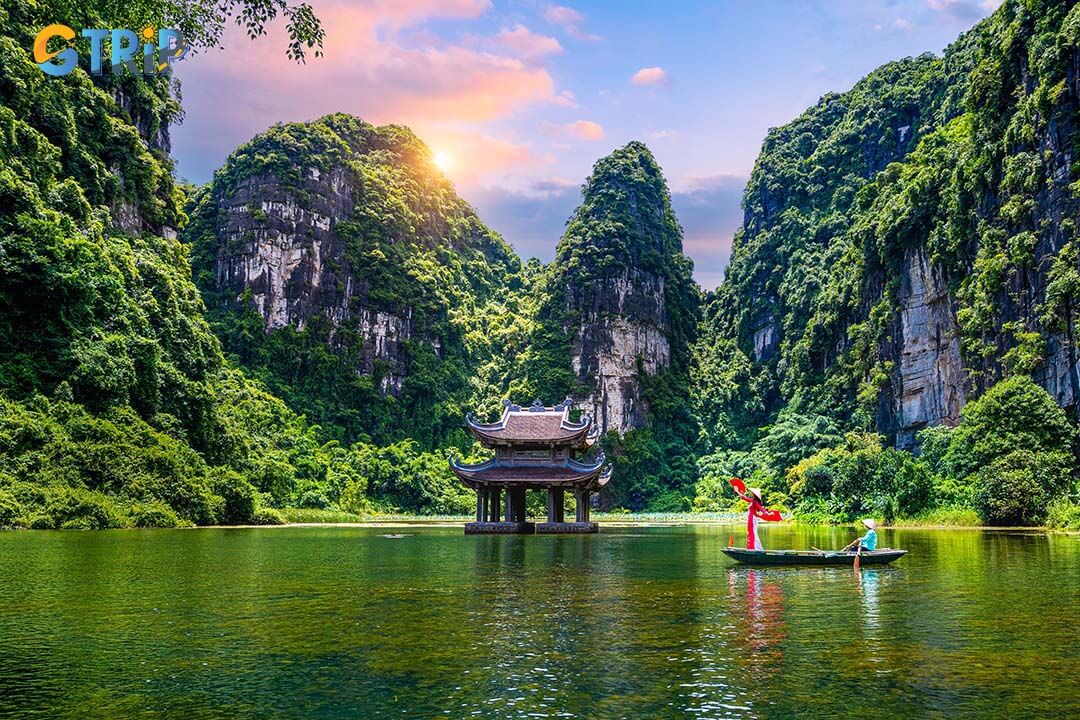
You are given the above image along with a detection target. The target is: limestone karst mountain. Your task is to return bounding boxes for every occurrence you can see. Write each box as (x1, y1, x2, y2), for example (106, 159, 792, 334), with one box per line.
(529, 141, 699, 437)
(184, 114, 521, 447)
(188, 130, 702, 509)
(527, 142, 701, 508)
(6, 0, 1080, 527)
(698, 0, 1080, 451)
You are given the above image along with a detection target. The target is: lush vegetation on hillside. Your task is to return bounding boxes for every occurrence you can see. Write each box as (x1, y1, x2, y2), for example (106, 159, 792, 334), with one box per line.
(526, 142, 701, 511)
(185, 113, 523, 450)
(691, 374, 1079, 527)
(4, 0, 1080, 529)
(0, 1, 471, 527)
(693, 0, 1080, 527)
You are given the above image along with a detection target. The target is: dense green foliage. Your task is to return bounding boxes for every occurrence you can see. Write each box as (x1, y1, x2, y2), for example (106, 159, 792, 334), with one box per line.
(732, 369, 1078, 525)
(0, 1, 470, 527)
(5, 0, 703, 525)
(698, 48, 974, 434)
(690, 0, 1080, 526)
(6, 0, 1080, 527)
(786, 433, 933, 523)
(700, 0, 1080, 434)
(0, 5, 245, 526)
(44, 0, 325, 62)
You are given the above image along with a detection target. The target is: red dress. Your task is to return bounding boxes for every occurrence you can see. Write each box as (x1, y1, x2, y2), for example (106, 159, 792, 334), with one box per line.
(730, 478, 782, 550)
(740, 493, 782, 550)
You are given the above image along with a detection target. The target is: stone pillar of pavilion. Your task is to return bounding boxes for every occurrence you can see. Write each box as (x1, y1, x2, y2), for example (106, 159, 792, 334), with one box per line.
(450, 398, 611, 534)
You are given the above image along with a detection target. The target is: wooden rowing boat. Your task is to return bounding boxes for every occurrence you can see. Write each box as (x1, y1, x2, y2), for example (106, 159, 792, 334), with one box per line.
(721, 547, 907, 566)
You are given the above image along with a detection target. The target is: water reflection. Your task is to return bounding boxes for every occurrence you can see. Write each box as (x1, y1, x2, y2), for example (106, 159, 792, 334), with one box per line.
(729, 568, 787, 666)
(0, 526, 1077, 719)
(857, 568, 880, 633)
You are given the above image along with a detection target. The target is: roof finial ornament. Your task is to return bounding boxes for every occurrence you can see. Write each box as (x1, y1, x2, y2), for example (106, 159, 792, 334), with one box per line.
(529, 398, 545, 412)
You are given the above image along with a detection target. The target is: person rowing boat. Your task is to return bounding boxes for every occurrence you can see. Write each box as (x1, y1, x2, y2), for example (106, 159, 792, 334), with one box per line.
(842, 518, 877, 552)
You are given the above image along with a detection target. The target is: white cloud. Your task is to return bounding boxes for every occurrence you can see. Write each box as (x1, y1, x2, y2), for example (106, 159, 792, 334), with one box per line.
(553, 89, 578, 108)
(543, 4, 602, 41)
(543, 4, 583, 27)
(670, 174, 748, 289)
(927, 0, 1001, 20)
(494, 24, 562, 59)
(631, 66, 669, 86)
(563, 120, 606, 140)
(171, 2, 570, 182)
(465, 181, 581, 260)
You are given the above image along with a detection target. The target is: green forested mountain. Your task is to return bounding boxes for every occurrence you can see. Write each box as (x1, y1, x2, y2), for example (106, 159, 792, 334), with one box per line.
(184, 114, 523, 449)
(695, 0, 1080, 526)
(189, 130, 701, 512)
(527, 142, 701, 509)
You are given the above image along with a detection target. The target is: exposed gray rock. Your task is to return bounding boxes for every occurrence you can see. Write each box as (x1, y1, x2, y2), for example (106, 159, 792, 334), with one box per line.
(544, 142, 697, 442)
(205, 165, 415, 394)
(569, 268, 671, 434)
(892, 247, 966, 448)
(214, 168, 353, 330)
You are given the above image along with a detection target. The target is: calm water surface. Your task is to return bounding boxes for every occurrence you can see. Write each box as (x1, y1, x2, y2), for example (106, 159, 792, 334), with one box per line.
(0, 524, 1077, 719)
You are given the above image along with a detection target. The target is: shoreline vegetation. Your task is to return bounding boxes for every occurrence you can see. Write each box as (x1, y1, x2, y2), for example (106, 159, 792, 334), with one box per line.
(263, 508, 1066, 532)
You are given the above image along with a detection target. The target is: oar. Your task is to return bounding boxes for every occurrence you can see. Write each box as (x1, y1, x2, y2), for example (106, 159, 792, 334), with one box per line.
(854, 544, 862, 571)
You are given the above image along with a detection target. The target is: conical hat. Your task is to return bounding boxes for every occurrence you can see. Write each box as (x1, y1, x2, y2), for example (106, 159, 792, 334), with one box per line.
(862, 518, 876, 530)
(749, 487, 763, 500)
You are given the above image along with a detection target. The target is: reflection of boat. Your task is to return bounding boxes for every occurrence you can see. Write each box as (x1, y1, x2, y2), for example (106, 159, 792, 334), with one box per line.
(722, 547, 907, 566)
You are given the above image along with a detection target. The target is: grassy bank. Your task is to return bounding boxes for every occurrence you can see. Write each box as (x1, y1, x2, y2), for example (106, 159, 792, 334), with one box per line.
(276, 508, 1003, 528)
(275, 506, 1080, 532)
(278, 508, 747, 525)
(890, 507, 983, 527)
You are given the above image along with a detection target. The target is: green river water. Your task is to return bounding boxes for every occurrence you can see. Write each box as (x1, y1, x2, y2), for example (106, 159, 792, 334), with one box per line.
(0, 524, 1077, 719)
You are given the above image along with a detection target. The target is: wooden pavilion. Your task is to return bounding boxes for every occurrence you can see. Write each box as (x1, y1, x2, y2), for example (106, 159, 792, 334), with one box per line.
(450, 398, 611, 534)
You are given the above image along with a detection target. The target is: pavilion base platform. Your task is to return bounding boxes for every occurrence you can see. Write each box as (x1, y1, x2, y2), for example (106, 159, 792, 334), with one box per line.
(465, 521, 535, 535)
(536, 521, 599, 534)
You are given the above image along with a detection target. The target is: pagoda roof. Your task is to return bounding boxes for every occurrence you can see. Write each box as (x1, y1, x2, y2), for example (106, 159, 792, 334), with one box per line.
(465, 398, 598, 448)
(449, 453, 611, 490)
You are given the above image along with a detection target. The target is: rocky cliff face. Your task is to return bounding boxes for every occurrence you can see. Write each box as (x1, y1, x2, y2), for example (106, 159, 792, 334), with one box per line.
(703, 0, 1080, 451)
(201, 159, 417, 392)
(533, 142, 698, 437)
(890, 247, 966, 447)
(214, 167, 349, 330)
(189, 119, 699, 453)
(185, 114, 518, 444)
(569, 269, 672, 433)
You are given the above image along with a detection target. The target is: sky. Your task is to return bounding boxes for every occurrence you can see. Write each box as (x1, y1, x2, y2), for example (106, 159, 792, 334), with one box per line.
(170, 0, 1000, 289)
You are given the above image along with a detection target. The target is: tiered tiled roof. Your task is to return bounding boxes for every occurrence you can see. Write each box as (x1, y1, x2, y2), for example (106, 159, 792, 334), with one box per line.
(465, 398, 598, 448)
(451, 398, 610, 489)
(449, 455, 612, 489)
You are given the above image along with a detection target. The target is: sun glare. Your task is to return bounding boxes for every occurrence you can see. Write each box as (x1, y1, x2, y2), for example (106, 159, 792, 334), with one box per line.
(432, 151, 452, 173)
